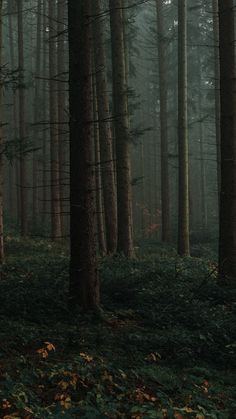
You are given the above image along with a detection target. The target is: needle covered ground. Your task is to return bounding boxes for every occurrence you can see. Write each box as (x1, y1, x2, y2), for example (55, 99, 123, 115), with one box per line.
(0, 237, 235, 418)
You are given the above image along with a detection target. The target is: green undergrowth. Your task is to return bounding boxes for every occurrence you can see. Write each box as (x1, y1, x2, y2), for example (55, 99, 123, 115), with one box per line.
(0, 236, 235, 418)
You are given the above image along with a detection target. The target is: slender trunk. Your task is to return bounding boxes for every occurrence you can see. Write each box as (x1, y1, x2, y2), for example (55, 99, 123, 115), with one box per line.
(156, 0, 171, 242)
(17, 0, 28, 236)
(92, 0, 117, 254)
(177, 0, 190, 256)
(68, 0, 100, 310)
(32, 0, 42, 224)
(212, 0, 221, 202)
(93, 85, 107, 257)
(94, 131, 107, 258)
(57, 0, 66, 234)
(122, 0, 130, 85)
(218, 0, 236, 280)
(198, 58, 207, 230)
(140, 139, 145, 239)
(41, 0, 48, 227)
(109, 0, 134, 257)
(49, 0, 62, 240)
(8, 3, 18, 221)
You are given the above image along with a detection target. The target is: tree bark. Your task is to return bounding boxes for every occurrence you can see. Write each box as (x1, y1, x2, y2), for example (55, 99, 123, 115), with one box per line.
(41, 0, 48, 228)
(49, 0, 62, 240)
(17, 0, 28, 236)
(212, 0, 221, 203)
(0, 0, 4, 263)
(177, 0, 190, 256)
(68, 0, 100, 310)
(32, 0, 42, 225)
(8, 1, 18, 222)
(218, 0, 236, 280)
(57, 0, 66, 234)
(109, 0, 134, 257)
(93, 84, 107, 257)
(197, 53, 207, 231)
(92, 0, 117, 254)
(156, 0, 171, 242)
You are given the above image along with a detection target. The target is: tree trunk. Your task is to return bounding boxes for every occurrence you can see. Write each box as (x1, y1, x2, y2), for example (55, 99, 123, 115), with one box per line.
(156, 0, 171, 242)
(93, 84, 107, 257)
(57, 0, 66, 234)
(218, 0, 236, 280)
(212, 0, 221, 202)
(177, 0, 190, 256)
(0, 0, 4, 263)
(197, 53, 207, 231)
(92, 0, 117, 254)
(48, 0, 62, 240)
(109, 0, 134, 257)
(8, 1, 18, 222)
(41, 0, 48, 228)
(32, 0, 42, 225)
(17, 0, 28, 236)
(68, 0, 100, 310)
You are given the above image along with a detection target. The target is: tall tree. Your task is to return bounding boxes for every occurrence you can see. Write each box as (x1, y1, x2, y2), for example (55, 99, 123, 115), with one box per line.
(212, 0, 221, 200)
(156, 0, 171, 242)
(32, 0, 42, 224)
(218, 0, 236, 280)
(57, 0, 67, 234)
(92, 0, 117, 254)
(17, 0, 28, 236)
(198, 53, 207, 230)
(48, 0, 62, 239)
(41, 0, 48, 228)
(93, 82, 107, 256)
(109, 0, 134, 257)
(68, 0, 100, 309)
(177, 0, 190, 256)
(0, 0, 4, 262)
(7, 0, 18, 221)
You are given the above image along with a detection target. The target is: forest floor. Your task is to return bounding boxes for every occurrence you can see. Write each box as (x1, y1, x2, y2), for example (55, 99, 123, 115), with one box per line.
(0, 237, 235, 418)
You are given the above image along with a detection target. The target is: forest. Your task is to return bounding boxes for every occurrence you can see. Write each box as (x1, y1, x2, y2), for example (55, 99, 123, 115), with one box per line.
(0, 0, 235, 418)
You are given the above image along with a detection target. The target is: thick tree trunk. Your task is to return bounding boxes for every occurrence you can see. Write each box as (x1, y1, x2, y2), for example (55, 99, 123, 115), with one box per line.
(68, 0, 100, 310)
(177, 0, 190, 256)
(218, 0, 236, 280)
(92, 0, 117, 254)
(156, 0, 171, 242)
(109, 0, 134, 257)
(49, 0, 62, 240)
(17, 0, 28, 236)
(0, 0, 4, 263)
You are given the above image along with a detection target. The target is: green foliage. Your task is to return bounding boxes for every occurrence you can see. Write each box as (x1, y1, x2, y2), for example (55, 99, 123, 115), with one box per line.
(0, 238, 235, 418)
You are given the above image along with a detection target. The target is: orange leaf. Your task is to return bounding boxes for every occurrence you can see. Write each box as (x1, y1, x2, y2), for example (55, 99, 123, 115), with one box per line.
(45, 342, 56, 352)
(79, 352, 93, 362)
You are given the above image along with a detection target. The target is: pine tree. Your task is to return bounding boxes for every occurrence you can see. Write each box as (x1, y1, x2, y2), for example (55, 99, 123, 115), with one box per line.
(68, 0, 100, 309)
(156, 0, 171, 242)
(178, 0, 190, 256)
(218, 0, 236, 280)
(92, 0, 117, 254)
(109, 0, 134, 257)
(17, 0, 28, 236)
